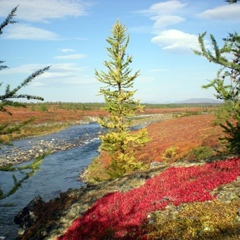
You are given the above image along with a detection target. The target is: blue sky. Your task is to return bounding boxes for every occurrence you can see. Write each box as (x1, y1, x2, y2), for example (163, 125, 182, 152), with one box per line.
(0, 0, 239, 103)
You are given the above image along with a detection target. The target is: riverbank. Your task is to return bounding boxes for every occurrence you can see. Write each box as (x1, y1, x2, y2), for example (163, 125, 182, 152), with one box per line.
(0, 113, 173, 167)
(0, 104, 211, 143)
(0, 123, 103, 239)
(0, 104, 105, 144)
(16, 156, 240, 239)
(0, 120, 101, 167)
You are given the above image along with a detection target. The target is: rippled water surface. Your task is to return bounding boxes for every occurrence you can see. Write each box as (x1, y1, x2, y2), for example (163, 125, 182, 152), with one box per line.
(0, 123, 102, 239)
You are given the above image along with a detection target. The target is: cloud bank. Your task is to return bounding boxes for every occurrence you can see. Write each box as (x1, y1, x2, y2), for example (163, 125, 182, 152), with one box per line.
(138, 0, 240, 53)
(0, 0, 90, 22)
(0, 0, 91, 40)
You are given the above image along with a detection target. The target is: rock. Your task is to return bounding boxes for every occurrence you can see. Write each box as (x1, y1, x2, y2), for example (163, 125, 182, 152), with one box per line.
(150, 161, 166, 169)
(14, 196, 45, 234)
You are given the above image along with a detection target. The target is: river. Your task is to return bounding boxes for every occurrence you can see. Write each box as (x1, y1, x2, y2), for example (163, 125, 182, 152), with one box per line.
(0, 122, 103, 239)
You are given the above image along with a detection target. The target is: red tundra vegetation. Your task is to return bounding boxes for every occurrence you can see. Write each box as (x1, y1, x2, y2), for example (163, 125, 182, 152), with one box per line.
(88, 113, 225, 182)
(58, 157, 240, 239)
(0, 105, 105, 124)
(140, 114, 224, 163)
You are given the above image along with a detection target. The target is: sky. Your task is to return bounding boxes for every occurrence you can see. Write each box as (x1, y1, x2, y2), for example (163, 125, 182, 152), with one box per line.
(0, 0, 239, 103)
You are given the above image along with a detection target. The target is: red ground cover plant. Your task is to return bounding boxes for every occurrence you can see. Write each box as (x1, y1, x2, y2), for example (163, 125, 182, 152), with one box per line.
(94, 115, 224, 173)
(138, 114, 224, 163)
(0, 106, 106, 124)
(58, 157, 240, 240)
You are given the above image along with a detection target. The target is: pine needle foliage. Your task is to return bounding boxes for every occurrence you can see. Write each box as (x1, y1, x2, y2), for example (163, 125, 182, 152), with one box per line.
(0, 6, 50, 139)
(0, 153, 46, 201)
(0, 6, 49, 201)
(226, 0, 239, 3)
(0, 5, 18, 34)
(95, 21, 149, 178)
(194, 31, 240, 154)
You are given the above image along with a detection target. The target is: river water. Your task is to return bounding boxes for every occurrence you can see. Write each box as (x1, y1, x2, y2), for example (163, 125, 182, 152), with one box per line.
(0, 122, 103, 239)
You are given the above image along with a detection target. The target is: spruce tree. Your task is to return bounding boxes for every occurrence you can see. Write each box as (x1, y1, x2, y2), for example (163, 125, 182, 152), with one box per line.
(0, 6, 50, 141)
(95, 21, 149, 178)
(194, 31, 240, 154)
(0, 6, 50, 201)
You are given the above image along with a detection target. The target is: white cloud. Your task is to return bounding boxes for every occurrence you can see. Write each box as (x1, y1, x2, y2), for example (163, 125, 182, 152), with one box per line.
(139, 0, 187, 30)
(138, 1, 204, 53)
(60, 48, 75, 53)
(35, 63, 95, 87)
(0, 64, 48, 75)
(198, 4, 240, 21)
(141, 0, 186, 15)
(0, 63, 96, 87)
(0, 0, 91, 23)
(0, 0, 92, 40)
(151, 29, 199, 53)
(138, 0, 198, 53)
(54, 54, 87, 60)
(151, 15, 185, 30)
(3, 24, 59, 40)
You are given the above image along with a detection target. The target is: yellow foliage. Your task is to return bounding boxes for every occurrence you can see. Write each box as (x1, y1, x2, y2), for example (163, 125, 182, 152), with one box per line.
(161, 145, 180, 162)
(83, 156, 110, 183)
(146, 199, 240, 240)
(0, 134, 10, 143)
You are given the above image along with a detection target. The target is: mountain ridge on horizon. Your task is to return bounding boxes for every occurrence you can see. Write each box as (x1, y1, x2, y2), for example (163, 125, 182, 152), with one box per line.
(146, 98, 223, 104)
(177, 98, 223, 104)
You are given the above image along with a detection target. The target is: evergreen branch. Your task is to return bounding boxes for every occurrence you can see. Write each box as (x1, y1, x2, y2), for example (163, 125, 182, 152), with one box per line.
(226, 0, 239, 3)
(0, 123, 10, 132)
(12, 174, 18, 185)
(195, 20, 240, 154)
(0, 165, 16, 172)
(0, 6, 18, 34)
(0, 154, 45, 200)
(210, 34, 220, 61)
(0, 173, 28, 199)
(0, 66, 7, 70)
(0, 6, 49, 201)
(193, 32, 207, 56)
(0, 118, 34, 135)
(1, 66, 50, 100)
(0, 61, 8, 71)
(0, 104, 12, 114)
(0, 66, 50, 115)
(7, 94, 44, 101)
(0, 100, 26, 109)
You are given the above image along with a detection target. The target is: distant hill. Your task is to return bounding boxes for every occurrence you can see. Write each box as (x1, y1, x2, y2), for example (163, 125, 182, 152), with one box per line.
(177, 98, 223, 104)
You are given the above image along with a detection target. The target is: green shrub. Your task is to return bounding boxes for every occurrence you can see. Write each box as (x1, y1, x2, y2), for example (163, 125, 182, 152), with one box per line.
(190, 146, 214, 160)
(38, 104, 48, 112)
(161, 146, 180, 162)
